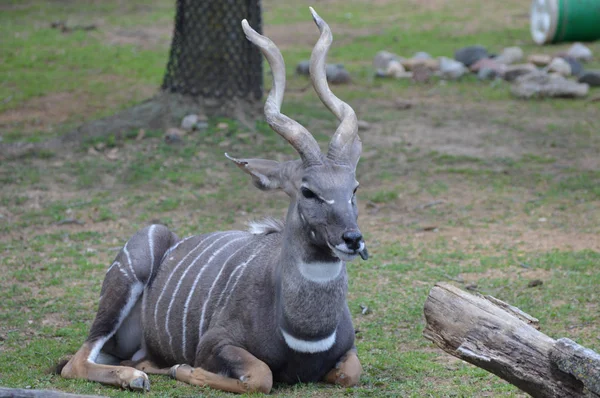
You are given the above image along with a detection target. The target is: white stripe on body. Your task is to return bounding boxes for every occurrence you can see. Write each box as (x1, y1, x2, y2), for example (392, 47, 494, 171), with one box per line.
(88, 282, 144, 362)
(197, 240, 254, 341)
(165, 232, 243, 360)
(181, 236, 247, 362)
(215, 242, 267, 319)
(160, 235, 193, 265)
(123, 242, 139, 282)
(152, 235, 214, 345)
(107, 260, 133, 280)
(280, 328, 337, 353)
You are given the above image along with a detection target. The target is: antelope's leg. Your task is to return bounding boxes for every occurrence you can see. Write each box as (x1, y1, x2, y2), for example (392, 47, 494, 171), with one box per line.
(61, 225, 179, 391)
(323, 348, 362, 387)
(120, 358, 172, 376)
(61, 341, 150, 390)
(172, 346, 273, 394)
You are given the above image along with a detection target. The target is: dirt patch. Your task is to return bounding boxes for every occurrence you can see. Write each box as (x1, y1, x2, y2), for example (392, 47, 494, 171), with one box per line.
(0, 78, 156, 134)
(101, 25, 173, 50)
(461, 267, 552, 284)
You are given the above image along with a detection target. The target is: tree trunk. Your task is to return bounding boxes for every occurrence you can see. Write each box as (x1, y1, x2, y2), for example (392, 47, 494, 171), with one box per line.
(423, 282, 600, 398)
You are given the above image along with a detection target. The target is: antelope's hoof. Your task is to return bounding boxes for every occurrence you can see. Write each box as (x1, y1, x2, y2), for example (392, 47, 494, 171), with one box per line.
(128, 374, 150, 392)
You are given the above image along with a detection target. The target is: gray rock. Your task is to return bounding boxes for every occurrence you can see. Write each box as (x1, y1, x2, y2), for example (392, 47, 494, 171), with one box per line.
(511, 71, 589, 99)
(438, 56, 468, 80)
(469, 58, 507, 76)
(296, 60, 310, 75)
(478, 67, 499, 80)
(528, 54, 553, 67)
(454, 45, 488, 67)
(495, 46, 524, 65)
(566, 42, 593, 62)
(546, 57, 572, 76)
(373, 51, 403, 72)
(413, 51, 432, 60)
(181, 114, 198, 131)
(504, 63, 538, 82)
(578, 70, 600, 87)
(326, 64, 351, 84)
(562, 57, 584, 77)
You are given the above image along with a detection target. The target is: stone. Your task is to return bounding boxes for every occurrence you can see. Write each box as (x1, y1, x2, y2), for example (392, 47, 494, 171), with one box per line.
(165, 128, 186, 144)
(511, 71, 589, 99)
(357, 120, 371, 131)
(469, 58, 507, 76)
(562, 57, 583, 77)
(438, 56, 468, 80)
(373, 51, 404, 74)
(296, 60, 310, 75)
(181, 114, 198, 131)
(578, 70, 600, 87)
(412, 64, 433, 83)
(478, 67, 499, 80)
(566, 42, 593, 62)
(503, 63, 537, 82)
(528, 54, 552, 67)
(546, 57, 571, 77)
(402, 58, 439, 71)
(495, 46, 524, 65)
(326, 64, 351, 84)
(454, 45, 488, 67)
(413, 51, 432, 60)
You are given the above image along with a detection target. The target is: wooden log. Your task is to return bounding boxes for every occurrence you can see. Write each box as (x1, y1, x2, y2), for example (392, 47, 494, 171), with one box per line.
(0, 387, 107, 398)
(423, 282, 600, 398)
(551, 338, 600, 395)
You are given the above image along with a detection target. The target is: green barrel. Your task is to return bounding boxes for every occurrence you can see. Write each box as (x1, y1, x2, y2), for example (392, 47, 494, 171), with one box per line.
(531, 0, 600, 44)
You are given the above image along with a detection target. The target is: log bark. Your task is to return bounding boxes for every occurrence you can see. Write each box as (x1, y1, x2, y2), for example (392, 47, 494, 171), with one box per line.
(423, 282, 600, 398)
(0, 387, 106, 398)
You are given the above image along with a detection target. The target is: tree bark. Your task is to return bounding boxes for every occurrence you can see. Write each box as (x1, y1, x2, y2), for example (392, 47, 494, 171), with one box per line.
(423, 282, 600, 398)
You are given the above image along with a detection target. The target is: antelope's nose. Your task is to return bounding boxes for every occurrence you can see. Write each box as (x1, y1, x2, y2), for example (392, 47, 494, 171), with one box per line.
(342, 231, 363, 251)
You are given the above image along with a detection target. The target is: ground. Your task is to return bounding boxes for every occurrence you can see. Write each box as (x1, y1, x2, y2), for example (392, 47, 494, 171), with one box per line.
(1, 0, 599, 397)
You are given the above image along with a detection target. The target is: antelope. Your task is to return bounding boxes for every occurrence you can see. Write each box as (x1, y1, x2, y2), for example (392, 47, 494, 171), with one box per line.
(59, 8, 368, 394)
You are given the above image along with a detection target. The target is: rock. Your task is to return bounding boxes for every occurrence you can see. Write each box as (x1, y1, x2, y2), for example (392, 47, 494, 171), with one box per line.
(181, 114, 199, 131)
(413, 51, 432, 60)
(402, 58, 439, 71)
(495, 46, 523, 65)
(454, 45, 488, 67)
(438, 56, 468, 80)
(546, 57, 571, 76)
(373, 51, 404, 75)
(470, 58, 507, 76)
(357, 120, 371, 131)
(528, 54, 553, 67)
(296, 60, 310, 75)
(375, 59, 412, 79)
(562, 57, 583, 77)
(412, 64, 434, 83)
(504, 63, 537, 82)
(217, 122, 229, 130)
(566, 42, 593, 62)
(165, 127, 186, 144)
(511, 71, 589, 99)
(326, 64, 351, 84)
(578, 70, 600, 87)
(478, 67, 500, 80)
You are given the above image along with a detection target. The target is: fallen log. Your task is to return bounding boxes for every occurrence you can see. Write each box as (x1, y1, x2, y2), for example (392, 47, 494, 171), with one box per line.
(423, 282, 600, 398)
(0, 387, 106, 398)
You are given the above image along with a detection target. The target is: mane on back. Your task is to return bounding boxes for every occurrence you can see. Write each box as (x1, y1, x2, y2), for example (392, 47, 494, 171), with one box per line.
(247, 217, 284, 235)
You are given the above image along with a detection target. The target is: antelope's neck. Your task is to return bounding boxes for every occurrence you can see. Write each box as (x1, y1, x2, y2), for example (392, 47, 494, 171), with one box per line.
(276, 244, 348, 353)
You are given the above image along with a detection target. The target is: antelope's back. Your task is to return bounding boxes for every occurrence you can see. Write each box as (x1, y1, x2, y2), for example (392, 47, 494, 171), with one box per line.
(141, 230, 277, 365)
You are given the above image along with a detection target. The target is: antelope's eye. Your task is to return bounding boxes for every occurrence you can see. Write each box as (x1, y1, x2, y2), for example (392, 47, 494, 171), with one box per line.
(301, 187, 317, 199)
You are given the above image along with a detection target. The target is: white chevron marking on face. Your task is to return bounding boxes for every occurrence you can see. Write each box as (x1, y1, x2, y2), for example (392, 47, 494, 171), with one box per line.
(280, 328, 337, 353)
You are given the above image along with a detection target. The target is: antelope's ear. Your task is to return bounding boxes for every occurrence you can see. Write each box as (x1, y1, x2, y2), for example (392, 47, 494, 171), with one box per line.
(225, 153, 301, 194)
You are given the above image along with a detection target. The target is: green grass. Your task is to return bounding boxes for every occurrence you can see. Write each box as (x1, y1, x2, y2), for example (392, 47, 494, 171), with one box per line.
(1, 0, 600, 397)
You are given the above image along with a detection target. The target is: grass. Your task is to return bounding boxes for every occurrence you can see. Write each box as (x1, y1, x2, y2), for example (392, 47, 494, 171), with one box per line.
(1, 0, 599, 397)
